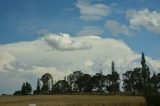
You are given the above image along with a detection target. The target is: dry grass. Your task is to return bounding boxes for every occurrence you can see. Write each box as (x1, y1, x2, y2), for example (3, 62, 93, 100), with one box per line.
(0, 95, 146, 106)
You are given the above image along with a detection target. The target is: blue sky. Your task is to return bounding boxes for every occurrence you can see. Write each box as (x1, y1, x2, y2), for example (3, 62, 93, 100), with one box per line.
(0, 0, 160, 94)
(0, 0, 160, 59)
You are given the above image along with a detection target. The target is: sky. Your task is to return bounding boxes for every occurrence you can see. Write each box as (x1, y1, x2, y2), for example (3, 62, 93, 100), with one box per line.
(0, 0, 160, 94)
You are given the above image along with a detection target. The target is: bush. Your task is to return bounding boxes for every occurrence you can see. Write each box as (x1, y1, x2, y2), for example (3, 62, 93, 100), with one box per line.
(13, 90, 21, 95)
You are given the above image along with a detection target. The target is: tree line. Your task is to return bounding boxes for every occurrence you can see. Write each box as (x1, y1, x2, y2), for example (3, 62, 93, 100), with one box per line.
(13, 53, 160, 97)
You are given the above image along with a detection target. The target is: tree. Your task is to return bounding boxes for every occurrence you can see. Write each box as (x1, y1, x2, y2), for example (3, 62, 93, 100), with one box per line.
(111, 71, 120, 93)
(40, 73, 53, 94)
(25, 82, 32, 95)
(76, 74, 92, 92)
(157, 73, 160, 90)
(112, 61, 115, 72)
(67, 71, 83, 92)
(150, 72, 159, 95)
(106, 74, 112, 92)
(92, 73, 106, 92)
(20, 82, 32, 95)
(21, 83, 26, 95)
(41, 84, 49, 94)
(110, 61, 120, 94)
(13, 90, 21, 95)
(36, 78, 41, 95)
(123, 68, 143, 94)
(52, 80, 71, 93)
(141, 52, 151, 96)
(132, 68, 143, 93)
(123, 70, 134, 93)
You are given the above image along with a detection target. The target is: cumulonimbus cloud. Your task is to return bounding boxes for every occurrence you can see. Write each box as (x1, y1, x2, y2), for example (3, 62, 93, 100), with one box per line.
(0, 33, 160, 94)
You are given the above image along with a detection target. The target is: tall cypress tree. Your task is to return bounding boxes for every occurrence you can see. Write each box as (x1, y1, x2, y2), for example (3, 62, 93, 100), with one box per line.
(112, 61, 115, 73)
(141, 52, 151, 97)
(37, 78, 41, 94)
(141, 52, 150, 80)
(111, 61, 120, 94)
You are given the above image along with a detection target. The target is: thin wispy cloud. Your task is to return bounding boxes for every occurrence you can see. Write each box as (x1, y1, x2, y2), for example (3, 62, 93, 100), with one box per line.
(105, 20, 132, 36)
(77, 26, 104, 36)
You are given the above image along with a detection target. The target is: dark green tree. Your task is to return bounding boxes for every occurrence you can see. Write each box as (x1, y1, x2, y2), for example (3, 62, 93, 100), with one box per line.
(132, 68, 143, 93)
(106, 74, 112, 92)
(92, 73, 106, 92)
(20, 82, 32, 95)
(21, 83, 26, 95)
(25, 82, 32, 95)
(41, 84, 49, 94)
(67, 71, 83, 92)
(36, 78, 41, 95)
(76, 74, 92, 92)
(111, 61, 120, 94)
(40, 73, 53, 94)
(13, 90, 21, 95)
(52, 80, 71, 93)
(123, 70, 134, 93)
(157, 73, 160, 90)
(124, 68, 144, 94)
(150, 72, 159, 95)
(141, 52, 151, 96)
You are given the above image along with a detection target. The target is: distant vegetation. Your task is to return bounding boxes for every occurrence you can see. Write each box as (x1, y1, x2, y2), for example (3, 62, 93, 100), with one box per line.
(13, 52, 160, 106)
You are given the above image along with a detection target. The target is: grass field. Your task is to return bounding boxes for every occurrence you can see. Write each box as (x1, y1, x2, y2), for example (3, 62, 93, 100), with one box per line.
(0, 95, 146, 106)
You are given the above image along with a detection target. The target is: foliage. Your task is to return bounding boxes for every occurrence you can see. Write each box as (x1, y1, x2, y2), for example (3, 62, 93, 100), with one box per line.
(76, 74, 92, 92)
(106, 61, 120, 93)
(40, 73, 53, 94)
(111, 70, 120, 93)
(52, 80, 71, 93)
(92, 73, 106, 92)
(20, 82, 32, 95)
(67, 71, 84, 92)
(21, 83, 26, 95)
(13, 90, 21, 95)
(150, 72, 159, 95)
(36, 78, 41, 95)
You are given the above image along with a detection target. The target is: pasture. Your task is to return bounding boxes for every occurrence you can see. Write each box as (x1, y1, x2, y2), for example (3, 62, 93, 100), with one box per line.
(0, 95, 146, 106)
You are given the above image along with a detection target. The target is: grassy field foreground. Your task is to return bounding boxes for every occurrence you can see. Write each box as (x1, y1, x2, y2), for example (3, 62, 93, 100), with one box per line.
(0, 95, 146, 106)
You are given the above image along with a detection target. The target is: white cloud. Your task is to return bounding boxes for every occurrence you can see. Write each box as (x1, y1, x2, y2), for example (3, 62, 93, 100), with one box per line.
(0, 33, 160, 94)
(32, 66, 65, 80)
(43, 33, 92, 51)
(127, 8, 160, 33)
(105, 20, 132, 36)
(76, 0, 110, 21)
(84, 60, 94, 67)
(0, 52, 15, 72)
(145, 57, 160, 72)
(77, 26, 104, 36)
